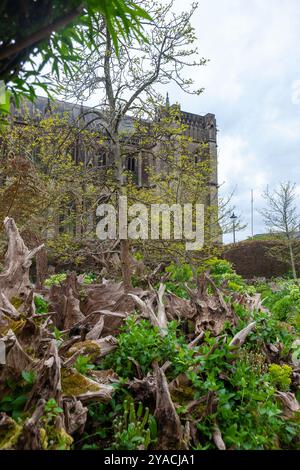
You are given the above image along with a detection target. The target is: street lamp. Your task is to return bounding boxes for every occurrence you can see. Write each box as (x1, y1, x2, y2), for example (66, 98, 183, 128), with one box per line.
(230, 212, 238, 244)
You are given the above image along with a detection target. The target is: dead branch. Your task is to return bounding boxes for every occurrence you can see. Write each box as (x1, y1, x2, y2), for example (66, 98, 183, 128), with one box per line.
(154, 363, 186, 450)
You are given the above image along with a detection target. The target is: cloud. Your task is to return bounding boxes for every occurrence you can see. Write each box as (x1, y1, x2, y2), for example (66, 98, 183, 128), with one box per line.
(169, 0, 300, 242)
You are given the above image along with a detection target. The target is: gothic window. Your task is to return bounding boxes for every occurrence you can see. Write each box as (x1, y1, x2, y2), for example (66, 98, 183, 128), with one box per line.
(127, 156, 136, 173)
(97, 149, 107, 167)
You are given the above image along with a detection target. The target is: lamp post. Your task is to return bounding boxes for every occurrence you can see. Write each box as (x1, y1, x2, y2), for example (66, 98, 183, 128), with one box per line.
(230, 212, 238, 244)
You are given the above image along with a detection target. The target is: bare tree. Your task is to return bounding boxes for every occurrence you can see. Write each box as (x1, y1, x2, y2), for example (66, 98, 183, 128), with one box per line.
(210, 185, 247, 242)
(54, 0, 206, 289)
(260, 182, 300, 279)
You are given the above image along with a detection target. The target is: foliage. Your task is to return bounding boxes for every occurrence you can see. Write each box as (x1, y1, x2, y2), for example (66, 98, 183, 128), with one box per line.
(188, 335, 300, 450)
(44, 272, 96, 287)
(257, 279, 300, 331)
(199, 257, 254, 294)
(0, 0, 151, 106)
(166, 263, 193, 283)
(0, 110, 102, 266)
(272, 296, 296, 322)
(268, 364, 292, 391)
(200, 257, 234, 276)
(74, 355, 96, 375)
(101, 315, 196, 379)
(0, 371, 36, 420)
(82, 273, 97, 285)
(110, 399, 157, 450)
(52, 326, 65, 343)
(44, 398, 63, 419)
(163, 263, 194, 299)
(34, 296, 49, 314)
(44, 273, 67, 287)
(40, 398, 73, 450)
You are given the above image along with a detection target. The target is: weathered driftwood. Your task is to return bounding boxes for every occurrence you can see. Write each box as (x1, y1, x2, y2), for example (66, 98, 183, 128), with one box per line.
(49, 273, 85, 330)
(129, 286, 168, 336)
(19, 399, 46, 450)
(156, 283, 168, 331)
(212, 422, 226, 450)
(275, 392, 300, 419)
(0, 293, 20, 319)
(154, 363, 186, 450)
(1, 217, 299, 451)
(187, 273, 239, 337)
(85, 316, 105, 340)
(26, 340, 62, 411)
(0, 217, 44, 306)
(63, 399, 88, 435)
(81, 281, 145, 335)
(229, 322, 256, 348)
(1, 329, 35, 373)
(62, 369, 114, 403)
(128, 375, 157, 404)
(66, 335, 118, 361)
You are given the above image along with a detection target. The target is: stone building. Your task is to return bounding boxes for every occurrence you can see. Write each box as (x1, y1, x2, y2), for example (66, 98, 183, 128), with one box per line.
(12, 95, 220, 242)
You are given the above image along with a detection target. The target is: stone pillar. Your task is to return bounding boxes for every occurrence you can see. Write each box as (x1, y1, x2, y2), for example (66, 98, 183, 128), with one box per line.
(138, 151, 142, 187)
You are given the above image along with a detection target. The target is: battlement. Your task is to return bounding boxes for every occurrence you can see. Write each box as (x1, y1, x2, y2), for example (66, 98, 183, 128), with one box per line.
(181, 111, 217, 143)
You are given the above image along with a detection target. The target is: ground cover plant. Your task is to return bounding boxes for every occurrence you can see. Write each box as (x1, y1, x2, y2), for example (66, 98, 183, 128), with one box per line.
(0, 218, 299, 450)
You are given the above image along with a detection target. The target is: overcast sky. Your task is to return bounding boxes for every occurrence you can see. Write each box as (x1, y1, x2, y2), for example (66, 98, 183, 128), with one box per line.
(167, 0, 300, 242)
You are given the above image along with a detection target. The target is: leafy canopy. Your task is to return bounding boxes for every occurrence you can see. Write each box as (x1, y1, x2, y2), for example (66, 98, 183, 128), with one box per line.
(0, 0, 151, 107)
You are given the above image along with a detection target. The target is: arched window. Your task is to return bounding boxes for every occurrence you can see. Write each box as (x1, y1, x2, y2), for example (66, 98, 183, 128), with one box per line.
(127, 156, 136, 173)
(97, 148, 107, 167)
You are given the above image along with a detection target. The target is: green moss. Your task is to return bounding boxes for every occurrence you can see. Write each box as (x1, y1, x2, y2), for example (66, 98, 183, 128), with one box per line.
(61, 368, 100, 396)
(191, 403, 206, 420)
(170, 385, 195, 404)
(0, 316, 25, 336)
(0, 416, 22, 450)
(51, 427, 73, 450)
(40, 427, 48, 450)
(40, 426, 73, 450)
(10, 297, 23, 309)
(67, 340, 101, 361)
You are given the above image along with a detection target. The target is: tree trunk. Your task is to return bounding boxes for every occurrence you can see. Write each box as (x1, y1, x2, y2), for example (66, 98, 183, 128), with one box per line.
(112, 132, 132, 291)
(288, 238, 297, 280)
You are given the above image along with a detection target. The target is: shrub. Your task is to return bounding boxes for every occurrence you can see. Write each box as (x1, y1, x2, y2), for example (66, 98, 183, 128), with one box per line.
(188, 336, 300, 450)
(165, 263, 193, 282)
(199, 257, 234, 276)
(268, 364, 292, 391)
(44, 273, 67, 287)
(101, 315, 195, 379)
(163, 263, 194, 298)
(272, 296, 294, 322)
